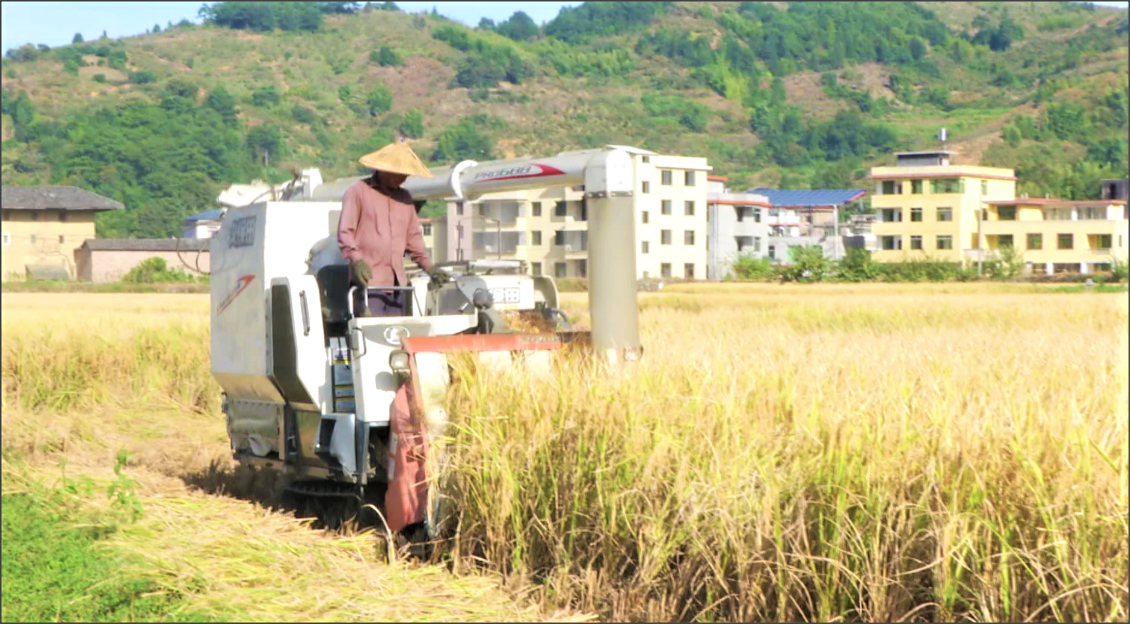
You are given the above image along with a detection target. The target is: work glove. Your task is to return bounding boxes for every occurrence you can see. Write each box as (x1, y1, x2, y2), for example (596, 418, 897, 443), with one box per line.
(427, 267, 451, 285)
(350, 259, 372, 287)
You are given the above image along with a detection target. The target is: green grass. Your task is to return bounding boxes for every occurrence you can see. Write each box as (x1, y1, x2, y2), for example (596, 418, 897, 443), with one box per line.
(1, 465, 212, 623)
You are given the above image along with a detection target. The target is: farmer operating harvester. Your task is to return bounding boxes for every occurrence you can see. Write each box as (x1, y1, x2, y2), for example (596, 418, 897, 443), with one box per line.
(210, 140, 642, 545)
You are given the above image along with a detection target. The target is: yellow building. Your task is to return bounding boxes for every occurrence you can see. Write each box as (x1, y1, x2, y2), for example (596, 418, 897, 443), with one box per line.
(444, 148, 711, 280)
(867, 151, 1017, 263)
(1, 186, 124, 281)
(981, 198, 1129, 274)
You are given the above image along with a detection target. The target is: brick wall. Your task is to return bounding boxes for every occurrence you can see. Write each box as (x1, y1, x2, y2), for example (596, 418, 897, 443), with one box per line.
(76, 249, 212, 282)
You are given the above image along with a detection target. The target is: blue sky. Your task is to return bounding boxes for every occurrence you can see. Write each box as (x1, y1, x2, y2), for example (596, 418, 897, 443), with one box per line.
(2, 1, 1126, 54)
(0, 1, 582, 54)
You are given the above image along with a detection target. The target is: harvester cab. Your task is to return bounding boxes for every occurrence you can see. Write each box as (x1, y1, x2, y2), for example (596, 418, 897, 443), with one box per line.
(210, 147, 639, 541)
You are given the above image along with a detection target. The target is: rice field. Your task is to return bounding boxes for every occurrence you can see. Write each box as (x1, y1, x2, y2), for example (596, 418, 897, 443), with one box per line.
(2, 284, 1127, 622)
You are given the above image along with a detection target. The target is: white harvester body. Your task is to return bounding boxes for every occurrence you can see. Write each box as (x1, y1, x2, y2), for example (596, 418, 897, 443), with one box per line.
(210, 147, 640, 537)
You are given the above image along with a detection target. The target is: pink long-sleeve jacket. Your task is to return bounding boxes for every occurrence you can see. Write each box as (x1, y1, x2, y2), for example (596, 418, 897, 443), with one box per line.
(337, 178, 434, 287)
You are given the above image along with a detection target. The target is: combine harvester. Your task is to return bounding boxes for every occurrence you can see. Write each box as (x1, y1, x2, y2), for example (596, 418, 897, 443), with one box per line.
(210, 147, 641, 544)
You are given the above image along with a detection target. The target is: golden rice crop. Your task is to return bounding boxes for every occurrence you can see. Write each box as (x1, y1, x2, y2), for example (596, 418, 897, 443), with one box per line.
(2, 286, 1127, 622)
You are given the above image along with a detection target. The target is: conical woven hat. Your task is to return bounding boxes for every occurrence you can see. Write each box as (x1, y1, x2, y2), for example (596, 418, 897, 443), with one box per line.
(358, 141, 433, 177)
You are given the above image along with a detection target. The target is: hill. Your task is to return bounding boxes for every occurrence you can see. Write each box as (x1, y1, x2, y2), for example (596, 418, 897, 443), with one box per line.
(1, 1, 1127, 238)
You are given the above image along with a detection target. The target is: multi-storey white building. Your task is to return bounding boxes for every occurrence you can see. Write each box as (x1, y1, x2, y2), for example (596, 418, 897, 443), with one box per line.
(706, 176, 772, 280)
(443, 147, 711, 280)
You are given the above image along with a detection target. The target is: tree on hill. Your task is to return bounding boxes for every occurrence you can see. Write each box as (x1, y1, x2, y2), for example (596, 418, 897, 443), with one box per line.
(545, 2, 669, 43)
(72, 33, 84, 44)
(496, 11, 539, 41)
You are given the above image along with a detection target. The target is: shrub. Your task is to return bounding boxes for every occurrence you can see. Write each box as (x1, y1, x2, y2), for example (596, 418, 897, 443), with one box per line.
(731, 253, 775, 280)
(250, 86, 282, 107)
(778, 245, 829, 283)
(835, 247, 878, 282)
(129, 70, 156, 84)
(93, 74, 106, 83)
(399, 108, 424, 138)
(291, 104, 317, 125)
(1112, 259, 1128, 282)
(366, 84, 393, 115)
(121, 257, 195, 284)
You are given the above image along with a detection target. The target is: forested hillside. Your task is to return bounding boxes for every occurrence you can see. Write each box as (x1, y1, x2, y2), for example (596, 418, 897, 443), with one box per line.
(1, 1, 1127, 238)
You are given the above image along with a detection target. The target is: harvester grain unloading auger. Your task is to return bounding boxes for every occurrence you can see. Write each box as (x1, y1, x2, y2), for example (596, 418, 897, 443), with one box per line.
(209, 147, 640, 547)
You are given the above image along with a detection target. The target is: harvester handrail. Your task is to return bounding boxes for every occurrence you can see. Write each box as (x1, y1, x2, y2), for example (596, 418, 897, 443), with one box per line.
(346, 285, 417, 319)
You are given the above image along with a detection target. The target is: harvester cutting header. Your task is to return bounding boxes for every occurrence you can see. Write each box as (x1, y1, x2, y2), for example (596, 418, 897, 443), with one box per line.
(210, 141, 642, 543)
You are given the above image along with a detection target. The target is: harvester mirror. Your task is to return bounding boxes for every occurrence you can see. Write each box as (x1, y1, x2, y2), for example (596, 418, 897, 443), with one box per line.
(389, 350, 410, 378)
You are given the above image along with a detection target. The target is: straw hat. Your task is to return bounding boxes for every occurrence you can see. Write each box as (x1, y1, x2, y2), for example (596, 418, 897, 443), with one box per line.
(358, 140, 433, 177)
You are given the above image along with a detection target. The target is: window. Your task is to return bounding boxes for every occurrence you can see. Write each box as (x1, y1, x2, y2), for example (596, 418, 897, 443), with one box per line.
(456, 202, 464, 216)
(684, 263, 695, 278)
(768, 245, 776, 259)
(910, 235, 923, 250)
(981, 180, 988, 195)
(661, 229, 672, 245)
(579, 201, 588, 222)
(1027, 233, 1042, 250)
(642, 211, 649, 224)
(930, 178, 964, 194)
(937, 207, 952, 222)
(1058, 233, 1073, 250)
(31, 212, 40, 221)
(641, 241, 649, 254)
(59, 211, 67, 222)
(533, 231, 542, 245)
(685, 171, 695, 186)
(881, 209, 900, 223)
(532, 202, 542, 217)
(661, 200, 672, 215)
(661, 170, 673, 185)
(555, 262, 567, 278)
(1095, 234, 1113, 250)
(880, 236, 902, 251)
(554, 230, 565, 245)
(684, 200, 695, 216)
(936, 235, 953, 250)
(532, 262, 542, 276)
(555, 201, 567, 217)
(684, 230, 695, 245)
(422, 223, 432, 236)
(753, 236, 761, 253)
(753, 208, 761, 223)
(58, 235, 65, 244)
(998, 235, 1013, 248)
(1, 233, 9, 246)
(661, 263, 672, 278)
(478, 203, 488, 217)
(575, 260, 587, 277)
(911, 208, 923, 222)
(911, 180, 923, 194)
(642, 155, 650, 163)
(642, 181, 650, 194)
(998, 207, 1016, 221)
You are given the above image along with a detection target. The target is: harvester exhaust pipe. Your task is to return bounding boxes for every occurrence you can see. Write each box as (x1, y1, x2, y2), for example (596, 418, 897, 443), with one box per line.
(583, 149, 641, 362)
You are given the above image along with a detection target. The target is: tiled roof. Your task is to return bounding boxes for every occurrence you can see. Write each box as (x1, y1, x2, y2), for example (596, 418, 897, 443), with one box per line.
(1, 186, 124, 211)
(747, 188, 867, 207)
(82, 238, 211, 252)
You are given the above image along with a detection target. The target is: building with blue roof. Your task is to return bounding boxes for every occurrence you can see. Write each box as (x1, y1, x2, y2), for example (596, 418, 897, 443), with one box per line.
(708, 178, 871, 278)
(182, 208, 224, 239)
